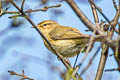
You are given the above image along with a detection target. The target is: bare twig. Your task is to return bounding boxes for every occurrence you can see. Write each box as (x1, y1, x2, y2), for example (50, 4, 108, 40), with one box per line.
(111, 6, 120, 28)
(110, 2, 120, 68)
(8, 70, 34, 80)
(65, 0, 104, 35)
(76, 30, 97, 71)
(89, 0, 111, 24)
(114, 1, 120, 69)
(95, 0, 120, 79)
(21, 0, 25, 11)
(90, 0, 114, 80)
(88, 0, 99, 23)
(65, 1, 119, 78)
(112, 0, 118, 11)
(0, 6, 10, 17)
(80, 46, 101, 76)
(78, 0, 101, 76)
(0, 4, 61, 15)
(95, 45, 109, 80)
(86, 0, 99, 54)
(105, 68, 120, 72)
(74, 0, 100, 73)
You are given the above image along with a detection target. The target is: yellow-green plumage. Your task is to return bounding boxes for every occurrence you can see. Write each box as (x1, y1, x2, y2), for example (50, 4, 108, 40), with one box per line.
(37, 20, 90, 57)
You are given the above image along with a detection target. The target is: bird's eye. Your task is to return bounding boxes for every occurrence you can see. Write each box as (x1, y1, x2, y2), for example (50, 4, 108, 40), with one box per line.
(43, 24, 48, 26)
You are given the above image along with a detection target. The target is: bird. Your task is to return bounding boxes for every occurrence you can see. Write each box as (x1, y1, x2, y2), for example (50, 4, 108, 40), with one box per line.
(37, 20, 98, 58)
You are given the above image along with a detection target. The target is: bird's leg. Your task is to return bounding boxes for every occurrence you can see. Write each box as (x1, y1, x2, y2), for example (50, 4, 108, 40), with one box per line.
(73, 53, 80, 68)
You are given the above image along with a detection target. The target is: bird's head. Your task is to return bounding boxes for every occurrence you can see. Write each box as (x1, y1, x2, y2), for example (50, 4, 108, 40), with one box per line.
(37, 20, 58, 35)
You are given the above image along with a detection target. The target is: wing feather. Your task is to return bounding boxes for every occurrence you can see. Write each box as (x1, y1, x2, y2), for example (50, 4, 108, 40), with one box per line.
(49, 25, 90, 40)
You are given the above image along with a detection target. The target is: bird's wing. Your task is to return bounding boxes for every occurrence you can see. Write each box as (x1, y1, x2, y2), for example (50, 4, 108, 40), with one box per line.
(49, 26, 90, 40)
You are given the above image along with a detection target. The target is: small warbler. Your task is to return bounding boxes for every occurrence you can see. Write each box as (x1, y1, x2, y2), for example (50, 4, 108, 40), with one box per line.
(37, 20, 99, 57)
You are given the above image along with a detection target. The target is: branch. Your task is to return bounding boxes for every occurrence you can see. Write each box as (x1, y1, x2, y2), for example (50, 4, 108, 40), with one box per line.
(8, 70, 34, 80)
(85, 0, 99, 54)
(74, 0, 100, 74)
(80, 46, 101, 76)
(95, 2, 120, 80)
(21, 0, 25, 11)
(89, 1, 111, 24)
(0, 4, 61, 15)
(113, 0, 120, 69)
(105, 68, 120, 72)
(65, 0, 104, 35)
(112, 0, 118, 11)
(95, 45, 109, 80)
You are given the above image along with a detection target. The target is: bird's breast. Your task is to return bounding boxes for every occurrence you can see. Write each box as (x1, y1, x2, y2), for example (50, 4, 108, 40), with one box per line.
(44, 39, 85, 57)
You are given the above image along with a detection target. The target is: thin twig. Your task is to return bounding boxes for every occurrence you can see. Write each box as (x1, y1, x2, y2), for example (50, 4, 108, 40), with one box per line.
(89, 0, 111, 24)
(110, 2, 120, 68)
(80, 46, 101, 76)
(95, 44, 109, 80)
(0, 4, 10, 17)
(112, 0, 118, 11)
(21, 0, 25, 11)
(65, 0, 104, 35)
(0, 4, 61, 15)
(105, 68, 120, 72)
(111, 5, 120, 27)
(95, 1, 120, 80)
(76, 31, 97, 71)
(89, 1, 109, 80)
(89, 0, 99, 23)
(78, 0, 100, 76)
(8, 70, 34, 80)
(114, 0, 120, 69)
(86, 0, 99, 55)
(75, 0, 99, 73)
